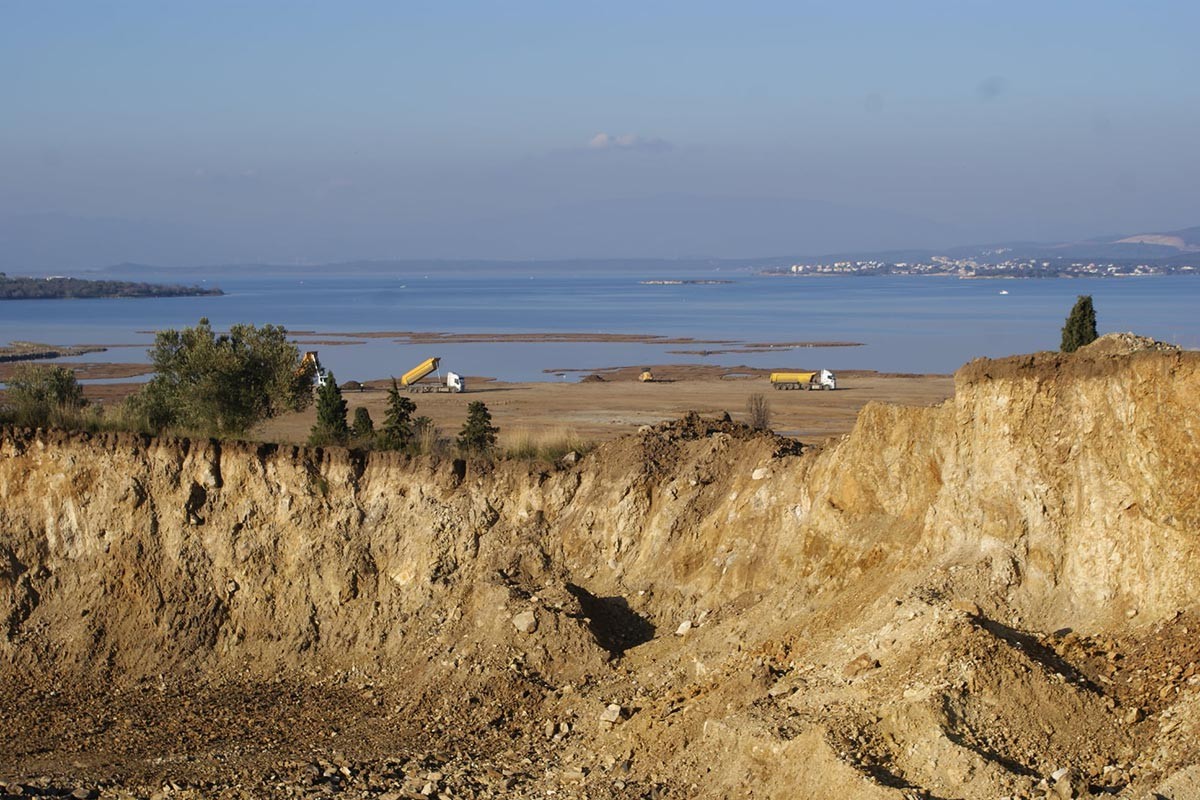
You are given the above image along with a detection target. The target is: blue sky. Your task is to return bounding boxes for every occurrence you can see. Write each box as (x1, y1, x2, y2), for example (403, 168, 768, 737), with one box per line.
(2, 1, 1198, 266)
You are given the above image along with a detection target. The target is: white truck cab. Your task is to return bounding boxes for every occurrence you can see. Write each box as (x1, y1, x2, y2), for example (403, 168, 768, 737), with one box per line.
(814, 369, 837, 390)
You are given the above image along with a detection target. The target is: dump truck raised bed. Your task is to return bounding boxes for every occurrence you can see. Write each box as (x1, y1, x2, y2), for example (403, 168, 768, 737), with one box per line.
(401, 357, 440, 386)
(770, 369, 837, 390)
(400, 357, 466, 393)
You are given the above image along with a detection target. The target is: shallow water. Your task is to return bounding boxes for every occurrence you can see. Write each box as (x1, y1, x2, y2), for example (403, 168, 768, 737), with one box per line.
(3, 267, 1198, 382)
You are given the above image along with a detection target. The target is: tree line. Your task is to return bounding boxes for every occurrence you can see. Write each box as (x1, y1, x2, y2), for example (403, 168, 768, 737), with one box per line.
(308, 374, 497, 454)
(0, 273, 222, 300)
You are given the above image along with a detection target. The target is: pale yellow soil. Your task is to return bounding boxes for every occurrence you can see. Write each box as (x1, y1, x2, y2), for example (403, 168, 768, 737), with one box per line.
(3, 337, 1200, 798)
(254, 370, 954, 446)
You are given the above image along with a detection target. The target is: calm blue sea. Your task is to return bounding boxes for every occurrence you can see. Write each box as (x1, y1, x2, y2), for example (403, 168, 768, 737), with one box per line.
(3, 267, 1198, 382)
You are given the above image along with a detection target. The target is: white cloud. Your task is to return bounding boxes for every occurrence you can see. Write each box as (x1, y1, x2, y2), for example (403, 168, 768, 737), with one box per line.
(587, 132, 673, 152)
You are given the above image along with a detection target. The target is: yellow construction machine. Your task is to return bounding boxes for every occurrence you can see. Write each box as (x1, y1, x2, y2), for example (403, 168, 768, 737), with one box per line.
(297, 351, 329, 388)
(400, 356, 465, 393)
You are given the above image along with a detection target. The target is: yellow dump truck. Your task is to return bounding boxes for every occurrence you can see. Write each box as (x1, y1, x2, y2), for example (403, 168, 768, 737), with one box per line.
(400, 357, 465, 393)
(770, 369, 837, 390)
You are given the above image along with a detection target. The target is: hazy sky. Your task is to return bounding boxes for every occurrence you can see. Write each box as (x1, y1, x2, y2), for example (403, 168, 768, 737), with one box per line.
(3, 1, 1198, 267)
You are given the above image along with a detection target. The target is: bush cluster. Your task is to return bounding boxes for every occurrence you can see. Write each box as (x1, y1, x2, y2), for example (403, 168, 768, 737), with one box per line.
(306, 380, 507, 459)
(0, 364, 88, 428)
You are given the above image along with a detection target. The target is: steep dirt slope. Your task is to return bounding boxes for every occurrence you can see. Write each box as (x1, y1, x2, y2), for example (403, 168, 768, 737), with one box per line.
(2, 335, 1199, 798)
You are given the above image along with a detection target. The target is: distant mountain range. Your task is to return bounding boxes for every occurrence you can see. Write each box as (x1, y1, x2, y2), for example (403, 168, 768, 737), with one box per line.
(10, 222, 1200, 277)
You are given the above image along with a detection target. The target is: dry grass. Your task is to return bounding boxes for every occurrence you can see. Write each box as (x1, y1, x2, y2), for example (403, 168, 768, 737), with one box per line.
(501, 426, 594, 461)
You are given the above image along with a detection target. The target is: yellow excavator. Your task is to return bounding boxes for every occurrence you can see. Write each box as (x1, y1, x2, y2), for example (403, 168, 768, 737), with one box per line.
(297, 351, 329, 388)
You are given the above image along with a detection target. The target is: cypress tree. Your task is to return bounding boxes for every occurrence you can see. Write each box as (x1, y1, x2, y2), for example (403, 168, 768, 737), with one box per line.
(309, 372, 349, 445)
(1060, 295, 1098, 352)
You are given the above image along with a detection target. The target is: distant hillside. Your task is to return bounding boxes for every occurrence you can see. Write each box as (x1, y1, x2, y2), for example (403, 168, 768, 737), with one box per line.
(750, 223, 1200, 267)
(1111, 225, 1200, 252)
(0, 273, 222, 300)
(46, 222, 1200, 277)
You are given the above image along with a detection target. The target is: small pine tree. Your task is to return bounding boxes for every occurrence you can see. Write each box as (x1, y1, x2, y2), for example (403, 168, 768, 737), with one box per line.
(380, 379, 418, 450)
(351, 406, 375, 441)
(1061, 295, 1099, 352)
(457, 400, 498, 453)
(309, 372, 349, 445)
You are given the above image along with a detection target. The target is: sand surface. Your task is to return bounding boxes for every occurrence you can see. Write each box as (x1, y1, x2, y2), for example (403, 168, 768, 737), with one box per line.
(3, 358, 953, 446)
(255, 367, 953, 445)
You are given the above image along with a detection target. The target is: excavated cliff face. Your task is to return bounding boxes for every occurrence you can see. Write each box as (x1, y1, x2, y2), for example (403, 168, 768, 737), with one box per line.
(2, 337, 1199, 799)
(808, 342, 1200, 629)
(934, 348, 1200, 626)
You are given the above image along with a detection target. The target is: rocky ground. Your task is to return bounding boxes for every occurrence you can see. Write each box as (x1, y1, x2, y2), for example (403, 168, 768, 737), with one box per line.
(6, 602, 1200, 799)
(3, 336, 1199, 799)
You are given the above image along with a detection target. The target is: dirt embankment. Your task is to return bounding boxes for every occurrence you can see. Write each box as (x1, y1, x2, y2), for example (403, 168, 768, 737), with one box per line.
(2, 336, 1199, 798)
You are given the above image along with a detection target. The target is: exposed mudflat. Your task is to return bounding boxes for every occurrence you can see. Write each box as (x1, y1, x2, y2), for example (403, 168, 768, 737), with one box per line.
(3, 335, 1200, 799)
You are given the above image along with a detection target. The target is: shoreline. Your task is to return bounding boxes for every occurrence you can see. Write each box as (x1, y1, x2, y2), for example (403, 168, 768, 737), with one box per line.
(285, 330, 864, 348)
(20, 330, 865, 388)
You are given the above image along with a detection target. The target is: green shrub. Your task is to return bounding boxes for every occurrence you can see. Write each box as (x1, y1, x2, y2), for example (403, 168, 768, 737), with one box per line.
(351, 406, 375, 438)
(2, 364, 85, 428)
(138, 317, 312, 436)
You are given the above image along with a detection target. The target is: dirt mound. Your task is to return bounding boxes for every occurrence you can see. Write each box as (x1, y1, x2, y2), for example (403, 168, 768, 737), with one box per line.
(1080, 331, 1182, 356)
(3, 345, 1200, 797)
(957, 331, 1187, 386)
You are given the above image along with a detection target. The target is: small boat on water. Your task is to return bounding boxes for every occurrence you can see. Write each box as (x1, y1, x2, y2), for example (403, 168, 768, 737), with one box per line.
(999, 289, 1009, 295)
